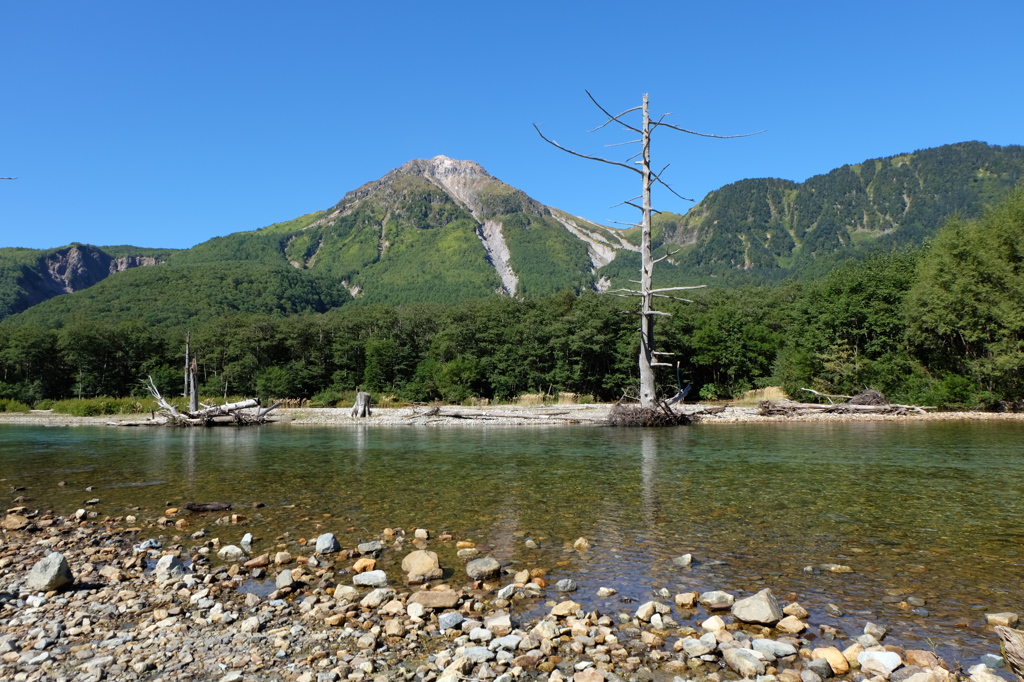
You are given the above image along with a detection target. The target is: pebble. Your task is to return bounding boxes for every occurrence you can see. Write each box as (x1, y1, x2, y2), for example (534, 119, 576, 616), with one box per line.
(0, 512, 981, 682)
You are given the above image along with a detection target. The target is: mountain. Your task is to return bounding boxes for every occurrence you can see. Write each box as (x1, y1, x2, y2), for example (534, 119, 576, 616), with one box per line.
(0, 243, 174, 319)
(647, 141, 1024, 278)
(2, 142, 1022, 327)
(170, 156, 635, 303)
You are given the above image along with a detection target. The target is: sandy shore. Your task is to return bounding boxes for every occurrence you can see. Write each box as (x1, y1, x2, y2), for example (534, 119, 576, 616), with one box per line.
(1, 405, 1023, 428)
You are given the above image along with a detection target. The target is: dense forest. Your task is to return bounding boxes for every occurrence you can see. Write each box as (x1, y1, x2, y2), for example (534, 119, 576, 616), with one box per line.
(1, 189, 1022, 410)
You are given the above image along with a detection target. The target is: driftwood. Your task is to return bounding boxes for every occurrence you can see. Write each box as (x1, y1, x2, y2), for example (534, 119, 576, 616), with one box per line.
(403, 407, 601, 423)
(760, 394, 935, 417)
(996, 626, 1024, 682)
(351, 392, 372, 418)
(607, 400, 690, 427)
(184, 502, 231, 513)
(143, 376, 278, 427)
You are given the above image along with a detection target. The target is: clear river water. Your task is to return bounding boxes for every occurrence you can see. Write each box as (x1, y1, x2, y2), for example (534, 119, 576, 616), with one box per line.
(1, 420, 1022, 666)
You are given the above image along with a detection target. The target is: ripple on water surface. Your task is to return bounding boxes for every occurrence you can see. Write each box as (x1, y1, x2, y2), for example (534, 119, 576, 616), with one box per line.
(1, 420, 1022, 662)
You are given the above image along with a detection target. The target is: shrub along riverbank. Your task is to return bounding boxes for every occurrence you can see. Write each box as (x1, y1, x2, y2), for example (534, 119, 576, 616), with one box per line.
(1, 190, 1022, 411)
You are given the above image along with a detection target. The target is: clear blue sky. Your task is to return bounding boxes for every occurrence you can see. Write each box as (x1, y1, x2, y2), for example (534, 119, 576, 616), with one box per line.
(2, 1, 1021, 250)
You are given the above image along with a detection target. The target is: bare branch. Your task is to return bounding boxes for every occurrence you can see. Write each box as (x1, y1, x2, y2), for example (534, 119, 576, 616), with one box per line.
(0, 177, 17, 180)
(648, 167, 695, 202)
(608, 220, 640, 227)
(534, 124, 641, 174)
(585, 90, 642, 134)
(652, 294, 695, 302)
(605, 139, 642, 148)
(610, 195, 642, 207)
(650, 285, 707, 292)
(651, 121, 767, 139)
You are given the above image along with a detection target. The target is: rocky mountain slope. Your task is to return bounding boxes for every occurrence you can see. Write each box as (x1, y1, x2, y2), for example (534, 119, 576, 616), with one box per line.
(0, 244, 172, 319)
(2, 142, 1022, 325)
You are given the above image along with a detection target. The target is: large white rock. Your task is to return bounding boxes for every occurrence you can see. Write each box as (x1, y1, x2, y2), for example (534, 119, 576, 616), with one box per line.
(732, 588, 783, 625)
(353, 570, 388, 588)
(723, 647, 766, 677)
(858, 651, 903, 676)
(26, 552, 74, 592)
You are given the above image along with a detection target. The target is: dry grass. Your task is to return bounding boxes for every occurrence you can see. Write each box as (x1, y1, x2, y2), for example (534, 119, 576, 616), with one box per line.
(516, 393, 547, 406)
(732, 386, 787, 406)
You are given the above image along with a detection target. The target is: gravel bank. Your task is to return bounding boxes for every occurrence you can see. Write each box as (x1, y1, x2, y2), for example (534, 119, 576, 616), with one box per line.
(0, 512, 1008, 682)
(2, 406, 1023, 428)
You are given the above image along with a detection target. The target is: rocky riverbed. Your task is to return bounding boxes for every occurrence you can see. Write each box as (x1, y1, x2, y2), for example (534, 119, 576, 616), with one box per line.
(0, 508, 1017, 682)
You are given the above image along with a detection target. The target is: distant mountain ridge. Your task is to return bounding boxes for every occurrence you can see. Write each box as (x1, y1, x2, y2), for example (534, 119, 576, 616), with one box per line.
(650, 141, 1024, 276)
(0, 244, 173, 319)
(2, 142, 1022, 327)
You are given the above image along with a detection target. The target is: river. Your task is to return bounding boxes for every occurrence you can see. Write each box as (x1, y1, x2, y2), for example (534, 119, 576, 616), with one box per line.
(1, 420, 1022, 665)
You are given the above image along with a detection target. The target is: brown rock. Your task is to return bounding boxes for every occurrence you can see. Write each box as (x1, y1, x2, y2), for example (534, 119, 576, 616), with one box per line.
(456, 540, 475, 549)
(408, 590, 460, 609)
(814, 646, 850, 674)
(641, 631, 664, 647)
(244, 554, 270, 568)
(551, 600, 582, 617)
(905, 650, 942, 669)
(352, 557, 376, 574)
(775, 615, 806, 633)
(274, 551, 292, 565)
(1, 514, 29, 531)
(401, 550, 442, 581)
(675, 592, 698, 608)
(784, 602, 809, 619)
(574, 669, 606, 682)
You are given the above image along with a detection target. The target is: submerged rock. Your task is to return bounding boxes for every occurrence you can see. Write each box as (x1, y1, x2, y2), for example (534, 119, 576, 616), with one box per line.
(466, 556, 501, 580)
(315, 532, 341, 554)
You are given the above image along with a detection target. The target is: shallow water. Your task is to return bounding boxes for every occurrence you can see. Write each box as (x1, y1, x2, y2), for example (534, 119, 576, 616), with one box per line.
(2, 421, 1023, 664)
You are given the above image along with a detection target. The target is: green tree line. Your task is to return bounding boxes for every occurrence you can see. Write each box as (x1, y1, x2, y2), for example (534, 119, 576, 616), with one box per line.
(2, 190, 1022, 409)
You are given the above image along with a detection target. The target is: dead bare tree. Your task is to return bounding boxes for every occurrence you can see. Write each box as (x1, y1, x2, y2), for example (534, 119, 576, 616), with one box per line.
(536, 92, 761, 411)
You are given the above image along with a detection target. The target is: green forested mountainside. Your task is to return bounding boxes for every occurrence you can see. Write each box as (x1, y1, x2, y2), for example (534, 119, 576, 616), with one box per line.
(2, 143, 1022, 329)
(2, 188, 1022, 409)
(642, 141, 1024, 277)
(7, 261, 352, 329)
(0, 243, 177, 320)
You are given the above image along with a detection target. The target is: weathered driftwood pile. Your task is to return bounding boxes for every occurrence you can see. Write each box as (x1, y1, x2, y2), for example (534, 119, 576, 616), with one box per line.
(759, 389, 935, 417)
(607, 401, 691, 427)
(135, 377, 281, 427)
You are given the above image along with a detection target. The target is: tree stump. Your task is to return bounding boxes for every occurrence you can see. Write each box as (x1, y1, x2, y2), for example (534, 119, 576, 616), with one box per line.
(351, 392, 372, 418)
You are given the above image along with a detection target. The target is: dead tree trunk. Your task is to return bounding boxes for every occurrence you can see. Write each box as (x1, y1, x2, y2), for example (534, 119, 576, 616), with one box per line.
(351, 392, 372, 418)
(536, 92, 759, 412)
(638, 95, 657, 408)
(189, 357, 199, 413)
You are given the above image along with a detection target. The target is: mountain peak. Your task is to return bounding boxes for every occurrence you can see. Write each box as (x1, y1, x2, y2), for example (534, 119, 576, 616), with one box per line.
(398, 155, 490, 180)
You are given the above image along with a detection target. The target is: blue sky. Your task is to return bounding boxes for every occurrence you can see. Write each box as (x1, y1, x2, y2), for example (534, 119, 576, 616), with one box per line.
(2, 1, 1021, 250)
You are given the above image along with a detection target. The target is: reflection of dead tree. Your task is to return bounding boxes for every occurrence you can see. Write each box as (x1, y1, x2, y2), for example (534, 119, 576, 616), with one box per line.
(536, 92, 760, 418)
(143, 376, 280, 426)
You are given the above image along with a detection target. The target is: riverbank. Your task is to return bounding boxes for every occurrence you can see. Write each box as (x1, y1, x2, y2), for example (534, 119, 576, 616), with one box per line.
(0, 511, 1013, 682)
(1, 405, 1024, 428)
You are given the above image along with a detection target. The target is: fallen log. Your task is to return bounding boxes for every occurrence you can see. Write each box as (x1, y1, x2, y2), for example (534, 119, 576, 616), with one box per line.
(143, 376, 275, 427)
(760, 399, 935, 417)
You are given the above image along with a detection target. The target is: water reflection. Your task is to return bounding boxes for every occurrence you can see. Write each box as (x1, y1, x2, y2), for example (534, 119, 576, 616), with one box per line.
(1, 421, 1023, 662)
